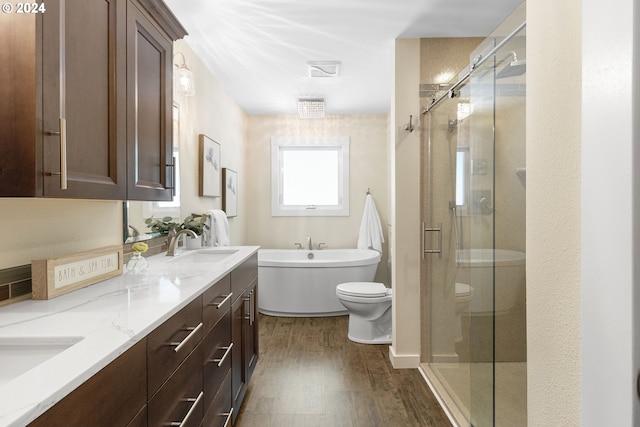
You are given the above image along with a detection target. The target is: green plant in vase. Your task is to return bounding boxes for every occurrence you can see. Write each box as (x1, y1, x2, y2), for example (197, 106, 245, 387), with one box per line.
(144, 216, 178, 235)
(180, 214, 208, 249)
(181, 214, 207, 236)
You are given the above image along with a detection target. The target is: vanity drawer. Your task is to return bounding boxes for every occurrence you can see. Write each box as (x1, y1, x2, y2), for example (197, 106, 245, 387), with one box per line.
(204, 369, 232, 427)
(29, 339, 147, 427)
(203, 274, 232, 333)
(203, 310, 232, 410)
(230, 254, 257, 300)
(148, 342, 203, 427)
(148, 297, 203, 397)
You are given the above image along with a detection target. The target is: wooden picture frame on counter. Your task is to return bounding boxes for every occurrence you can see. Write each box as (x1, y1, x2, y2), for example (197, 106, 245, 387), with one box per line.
(31, 245, 124, 300)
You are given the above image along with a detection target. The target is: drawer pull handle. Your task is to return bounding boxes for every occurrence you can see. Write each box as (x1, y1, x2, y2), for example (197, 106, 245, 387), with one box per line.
(170, 391, 204, 427)
(170, 322, 203, 353)
(212, 292, 233, 309)
(222, 407, 233, 427)
(211, 342, 233, 367)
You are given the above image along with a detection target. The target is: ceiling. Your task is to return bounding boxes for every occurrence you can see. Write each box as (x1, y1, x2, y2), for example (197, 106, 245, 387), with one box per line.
(164, 0, 523, 116)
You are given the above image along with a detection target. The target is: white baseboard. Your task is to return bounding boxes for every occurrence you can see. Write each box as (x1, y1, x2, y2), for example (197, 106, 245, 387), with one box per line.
(431, 352, 460, 363)
(388, 346, 420, 368)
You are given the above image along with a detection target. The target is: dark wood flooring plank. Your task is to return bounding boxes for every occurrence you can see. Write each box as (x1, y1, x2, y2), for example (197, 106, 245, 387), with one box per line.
(235, 314, 451, 427)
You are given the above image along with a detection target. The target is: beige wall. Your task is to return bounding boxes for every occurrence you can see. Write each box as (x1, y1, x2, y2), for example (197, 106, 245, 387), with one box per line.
(0, 199, 122, 269)
(245, 114, 390, 284)
(390, 38, 421, 366)
(527, 0, 582, 425)
(128, 40, 249, 245)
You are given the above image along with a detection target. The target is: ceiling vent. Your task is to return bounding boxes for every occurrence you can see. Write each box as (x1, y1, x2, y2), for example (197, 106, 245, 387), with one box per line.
(297, 98, 325, 119)
(307, 61, 341, 78)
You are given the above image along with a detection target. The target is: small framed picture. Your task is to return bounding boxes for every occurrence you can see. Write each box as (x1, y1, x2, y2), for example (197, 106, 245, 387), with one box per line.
(199, 134, 221, 197)
(222, 168, 238, 217)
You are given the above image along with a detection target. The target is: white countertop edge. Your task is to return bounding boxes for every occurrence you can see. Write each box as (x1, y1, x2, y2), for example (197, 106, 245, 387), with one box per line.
(0, 245, 259, 427)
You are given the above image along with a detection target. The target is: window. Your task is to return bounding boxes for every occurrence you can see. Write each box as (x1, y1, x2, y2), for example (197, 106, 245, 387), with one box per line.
(143, 146, 181, 219)
(455, 147, 470, 213)
(271, 136, 349, 216)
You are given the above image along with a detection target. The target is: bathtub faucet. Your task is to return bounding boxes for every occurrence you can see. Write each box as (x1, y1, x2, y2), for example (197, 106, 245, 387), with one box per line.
(306, 236, 312, 250)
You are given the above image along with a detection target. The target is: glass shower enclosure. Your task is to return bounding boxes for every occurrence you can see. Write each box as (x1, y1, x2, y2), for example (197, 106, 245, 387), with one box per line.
(420, 5, 526, 426)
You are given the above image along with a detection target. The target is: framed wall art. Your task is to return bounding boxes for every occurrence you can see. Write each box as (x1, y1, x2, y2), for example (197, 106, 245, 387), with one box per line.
(199, 134, 221, 197)
(222, 168, 238, 217)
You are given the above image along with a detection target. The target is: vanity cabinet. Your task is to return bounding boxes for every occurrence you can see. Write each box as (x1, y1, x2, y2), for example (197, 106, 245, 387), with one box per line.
(28, 339, 148, 427)
(230, 254, 259, 423)
(0, 0, 186, 201)
(26, 254, 258, 427)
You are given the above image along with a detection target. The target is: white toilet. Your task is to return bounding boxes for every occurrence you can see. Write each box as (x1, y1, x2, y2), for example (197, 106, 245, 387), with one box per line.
(336, 282, 392, 344)
(454, 282, 473, 343)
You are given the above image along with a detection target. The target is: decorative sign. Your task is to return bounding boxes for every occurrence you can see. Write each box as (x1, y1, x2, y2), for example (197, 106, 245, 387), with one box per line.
(32, 246, 123, 300)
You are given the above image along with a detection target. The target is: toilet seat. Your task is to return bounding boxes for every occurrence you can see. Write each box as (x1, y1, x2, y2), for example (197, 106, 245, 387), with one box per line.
(336, 282, 390, 298)
(455, 282, 472, 298)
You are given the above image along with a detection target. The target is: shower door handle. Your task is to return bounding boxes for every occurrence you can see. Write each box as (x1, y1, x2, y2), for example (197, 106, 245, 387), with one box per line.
(422, 222, 442, 259)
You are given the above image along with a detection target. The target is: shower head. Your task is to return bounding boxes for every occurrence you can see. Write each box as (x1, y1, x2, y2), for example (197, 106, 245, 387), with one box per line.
(496, 51, 526, 79)
(496, 59, 526, 79)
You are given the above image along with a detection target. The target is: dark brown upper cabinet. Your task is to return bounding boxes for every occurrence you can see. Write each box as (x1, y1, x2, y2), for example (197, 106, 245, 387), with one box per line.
(0, 0, 186, 201)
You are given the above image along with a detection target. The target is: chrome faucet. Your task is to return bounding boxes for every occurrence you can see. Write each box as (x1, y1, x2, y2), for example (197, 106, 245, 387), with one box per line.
(166, 228, 198, 256)
(306, 236, 312, 250)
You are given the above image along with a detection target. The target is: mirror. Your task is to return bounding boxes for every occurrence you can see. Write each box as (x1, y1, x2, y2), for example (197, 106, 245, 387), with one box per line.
(124, 103, 182, 243)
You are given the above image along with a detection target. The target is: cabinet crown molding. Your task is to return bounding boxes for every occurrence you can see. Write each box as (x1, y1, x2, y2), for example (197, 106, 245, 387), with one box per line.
(136, 0, 188, 41)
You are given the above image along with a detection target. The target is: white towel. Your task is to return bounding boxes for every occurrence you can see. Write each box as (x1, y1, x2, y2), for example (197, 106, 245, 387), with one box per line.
(203, 209, 230, 247)
(357, 194, 384, 252)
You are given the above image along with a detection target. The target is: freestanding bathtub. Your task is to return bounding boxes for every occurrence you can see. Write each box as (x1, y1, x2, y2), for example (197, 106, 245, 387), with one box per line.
(258, 249, 381, 317)
(455, 248, 526, 315)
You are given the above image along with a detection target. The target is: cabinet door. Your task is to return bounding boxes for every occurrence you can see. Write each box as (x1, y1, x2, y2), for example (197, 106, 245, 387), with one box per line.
(231, 293, 245, 420)
(41, 0, 127, 199)
(243, 279, 259, 383)
(126, 0, 174, 201)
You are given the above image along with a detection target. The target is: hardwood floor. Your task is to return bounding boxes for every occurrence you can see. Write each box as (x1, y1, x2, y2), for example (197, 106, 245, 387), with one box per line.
(235, 315, 451, 427)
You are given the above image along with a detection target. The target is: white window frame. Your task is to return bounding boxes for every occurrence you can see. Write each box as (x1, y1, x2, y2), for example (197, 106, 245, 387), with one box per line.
(271, 136, 350, 217)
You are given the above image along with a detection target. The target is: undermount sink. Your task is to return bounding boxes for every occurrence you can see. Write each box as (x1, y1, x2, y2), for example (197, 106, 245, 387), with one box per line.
(165, 248, 239, 264)
(0, 336, 84, 386)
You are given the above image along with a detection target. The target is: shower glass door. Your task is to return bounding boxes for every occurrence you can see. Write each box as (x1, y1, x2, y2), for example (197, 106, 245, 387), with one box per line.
(423, 72, 495, 426)
(421, 4, 526, 426)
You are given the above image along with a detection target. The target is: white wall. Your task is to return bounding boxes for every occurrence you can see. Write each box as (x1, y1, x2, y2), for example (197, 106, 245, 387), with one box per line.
(581, 0, 637, 425)
(527, 1, 582, 424)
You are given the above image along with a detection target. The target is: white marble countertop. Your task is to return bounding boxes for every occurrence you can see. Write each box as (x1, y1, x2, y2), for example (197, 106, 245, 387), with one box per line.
(0, 245, 259, 427)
